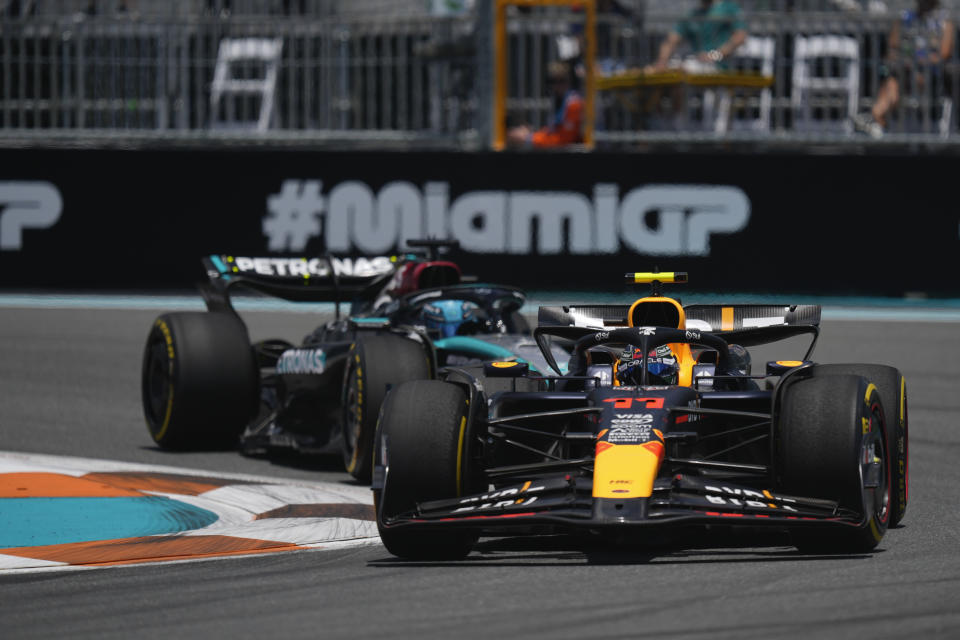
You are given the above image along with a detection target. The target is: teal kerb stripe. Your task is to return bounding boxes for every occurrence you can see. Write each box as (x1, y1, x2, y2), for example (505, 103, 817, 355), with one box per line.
(0, 496, 219, 548)
(210, 255, 228, 274)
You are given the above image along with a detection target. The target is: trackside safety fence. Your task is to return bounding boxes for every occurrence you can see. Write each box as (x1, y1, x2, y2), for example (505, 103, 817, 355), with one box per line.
(2, 0, 960, 148)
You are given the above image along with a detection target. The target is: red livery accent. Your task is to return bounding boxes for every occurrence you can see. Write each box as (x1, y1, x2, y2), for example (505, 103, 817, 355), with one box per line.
(425, 512, 538, 522)
(642, 441, 664, 456)
(602, 397, 665, 409)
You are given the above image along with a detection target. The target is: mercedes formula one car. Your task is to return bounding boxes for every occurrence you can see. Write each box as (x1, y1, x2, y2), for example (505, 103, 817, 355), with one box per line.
(373, 272, 909, 559)
(140, 241, 570, 481)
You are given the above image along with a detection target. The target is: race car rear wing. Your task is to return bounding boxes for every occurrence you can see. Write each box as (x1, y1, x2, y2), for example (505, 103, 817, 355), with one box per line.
(537, 303, 822, 355)
(199, 254, 395, 315)
(684, 304, 821, 331)
(534, 303, 823, 375)
(537, 304, 632, 329)
(538, 303, 821, 330)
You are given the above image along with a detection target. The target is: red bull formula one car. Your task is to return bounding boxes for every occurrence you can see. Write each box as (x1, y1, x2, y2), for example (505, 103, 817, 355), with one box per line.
(373, 272, 909, 559)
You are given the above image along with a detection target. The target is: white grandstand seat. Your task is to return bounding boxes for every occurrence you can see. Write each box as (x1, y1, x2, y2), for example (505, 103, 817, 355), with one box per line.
(940, 97, 953, 137)
(791, 35, 860, 133)
(209, 38, 284, 132)
(710, 36, 776, 134)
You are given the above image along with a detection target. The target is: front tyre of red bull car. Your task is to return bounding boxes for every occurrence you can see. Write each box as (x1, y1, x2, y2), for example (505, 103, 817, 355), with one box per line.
(373, 379, 480, 560)
(776, 372, 892, 553)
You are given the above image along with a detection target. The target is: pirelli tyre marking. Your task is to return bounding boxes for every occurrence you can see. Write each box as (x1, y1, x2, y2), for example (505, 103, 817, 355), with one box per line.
(345, 351, 363, 474)
(153, 319, 176, 442)
(455, 395, 470, 496)
(863, 382, 889, 544)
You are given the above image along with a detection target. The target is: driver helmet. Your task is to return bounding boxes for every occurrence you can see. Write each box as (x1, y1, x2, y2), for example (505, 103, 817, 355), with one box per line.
(422, 300, 477, 338)
(617, 345, 679, 386)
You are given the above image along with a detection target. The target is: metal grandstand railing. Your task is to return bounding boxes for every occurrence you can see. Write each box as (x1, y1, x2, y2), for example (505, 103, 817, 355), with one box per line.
(1, 0, 958, 148)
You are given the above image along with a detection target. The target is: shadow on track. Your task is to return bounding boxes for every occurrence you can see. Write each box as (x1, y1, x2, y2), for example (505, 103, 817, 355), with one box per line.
(367, 529, 878, 568)
(139, 445, 367, 486)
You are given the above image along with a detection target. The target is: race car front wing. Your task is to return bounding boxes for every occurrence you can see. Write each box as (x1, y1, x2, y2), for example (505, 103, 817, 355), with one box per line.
(380, 474, 861, 531)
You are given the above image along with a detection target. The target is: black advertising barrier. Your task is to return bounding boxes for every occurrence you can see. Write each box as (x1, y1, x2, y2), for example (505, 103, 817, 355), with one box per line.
(0, 148, 957, 297)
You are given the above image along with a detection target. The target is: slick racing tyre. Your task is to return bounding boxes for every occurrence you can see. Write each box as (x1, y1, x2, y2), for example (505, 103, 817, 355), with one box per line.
(341, 334, 431, 482)
(374, 380, 479, 560)
(810, 364, 908, 526)
(777, 374, 890, 553)
(141, 312, 258, 450)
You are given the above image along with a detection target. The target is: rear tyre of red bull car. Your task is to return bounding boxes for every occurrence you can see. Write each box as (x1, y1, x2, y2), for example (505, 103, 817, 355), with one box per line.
(374, 379, 479, 560)
(141, 312, 259, 450)
(777, 374, 890, 553)
(341, 334, 432, 482)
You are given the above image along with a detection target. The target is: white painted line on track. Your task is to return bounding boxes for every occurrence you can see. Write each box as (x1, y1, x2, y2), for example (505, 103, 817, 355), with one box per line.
(0, 554, 65, 570)
(0, 537, 383, 576)
(183, 517, 376, 545)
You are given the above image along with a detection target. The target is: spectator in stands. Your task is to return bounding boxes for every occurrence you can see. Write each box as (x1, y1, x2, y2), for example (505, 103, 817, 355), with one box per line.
(567, 0, 641, 75)
(853, 0, 954, 137)
(639, 0, 747, 131)
(506, 60, 584, 148)
(644, 0, 748, 75)
(206, 0, 232, 17)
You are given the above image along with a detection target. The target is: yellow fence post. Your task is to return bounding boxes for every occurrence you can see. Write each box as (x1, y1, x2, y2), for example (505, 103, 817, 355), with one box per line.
(492, 0, 595, 151)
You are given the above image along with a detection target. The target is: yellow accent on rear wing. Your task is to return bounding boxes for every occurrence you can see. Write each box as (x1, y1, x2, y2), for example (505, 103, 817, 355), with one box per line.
(625, 272, 688, 284)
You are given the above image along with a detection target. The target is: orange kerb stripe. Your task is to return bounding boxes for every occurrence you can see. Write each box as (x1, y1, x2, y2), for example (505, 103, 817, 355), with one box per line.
(0, 473, 144, 498)
(83, 472, 226, 496)
(0, 535, 304, 566)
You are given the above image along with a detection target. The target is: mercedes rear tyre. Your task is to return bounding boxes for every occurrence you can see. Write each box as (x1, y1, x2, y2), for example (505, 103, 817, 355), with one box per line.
(374, 379, 478, 560)
(811, 364, 908, 526)
(777, 374, 890, 553)
(341, 334, 431, 482)
(141, 312, 258, 450)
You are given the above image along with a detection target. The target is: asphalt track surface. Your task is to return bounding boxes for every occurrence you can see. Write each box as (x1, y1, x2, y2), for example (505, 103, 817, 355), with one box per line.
(1, 305, 959, 639)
